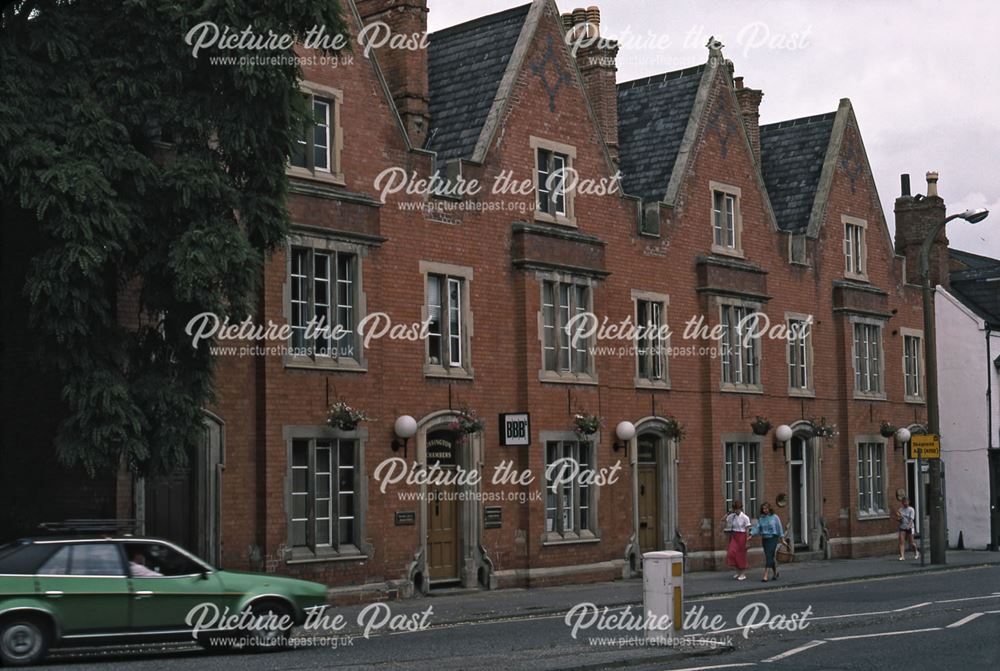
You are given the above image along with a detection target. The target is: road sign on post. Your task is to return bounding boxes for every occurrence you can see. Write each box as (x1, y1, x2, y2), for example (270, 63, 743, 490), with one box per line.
(909, 435, 941, 460)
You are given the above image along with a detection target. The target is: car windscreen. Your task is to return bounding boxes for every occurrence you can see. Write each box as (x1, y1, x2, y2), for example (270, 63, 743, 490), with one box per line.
(0, 542, 60, 574)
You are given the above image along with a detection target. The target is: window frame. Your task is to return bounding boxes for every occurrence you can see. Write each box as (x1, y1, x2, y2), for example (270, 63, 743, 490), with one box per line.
(288, 81, 344, 185)
(420, 261, 474, 379)
(856, 439, 888, 518)
(786, 312, 815, 397)
(632, 290, 671, 389)
(723, 438, 762, 517)
(530, 136, 577, 227)
(843, 215, 868, 281)
(719, 299, 763, 393)
(709, 181, 743, 258)
(851, 316, 886, 400)
(542, 439, 598, 544)
(285, 427, 368, 563)
(539, 273, 596, 384)
(284, 230, 366, 372)
(901, 328, 925, 403)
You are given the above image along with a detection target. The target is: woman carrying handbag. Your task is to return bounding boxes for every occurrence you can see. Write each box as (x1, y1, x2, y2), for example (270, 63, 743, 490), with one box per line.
(750, 502, 784, 582)
(724, 500, 751, 580)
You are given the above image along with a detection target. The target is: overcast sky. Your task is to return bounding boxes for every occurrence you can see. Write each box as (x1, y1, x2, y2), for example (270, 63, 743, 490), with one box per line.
(427, 0, 1000, 259)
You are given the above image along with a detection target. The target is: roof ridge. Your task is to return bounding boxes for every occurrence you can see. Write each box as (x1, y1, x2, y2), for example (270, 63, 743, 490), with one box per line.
(617, 64, 706, 91)
(950, 248, 1000, 264)
(760, 110, 837, 131)
(429, 2, 531, 41)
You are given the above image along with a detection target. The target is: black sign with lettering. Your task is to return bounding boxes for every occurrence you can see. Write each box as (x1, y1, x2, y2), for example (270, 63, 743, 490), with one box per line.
(395, 511, 416, 526)
(499, 413, 530, 446)
(484, 506, 502, 529)
(427, 430, 457, 466)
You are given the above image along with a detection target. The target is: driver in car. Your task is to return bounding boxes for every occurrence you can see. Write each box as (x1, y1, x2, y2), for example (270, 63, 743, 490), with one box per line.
(129, 551, 163, 577)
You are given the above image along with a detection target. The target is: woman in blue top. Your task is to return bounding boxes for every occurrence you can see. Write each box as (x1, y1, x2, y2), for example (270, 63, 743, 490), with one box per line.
(750, 502, 784, 582)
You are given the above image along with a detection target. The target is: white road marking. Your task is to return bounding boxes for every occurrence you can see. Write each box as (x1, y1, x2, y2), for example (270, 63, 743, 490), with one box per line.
(946, 613, 984, 628)
(934, 594, 1000, 604)
(826, 626, 941, 642)
(761, 639, 826, 662)
(663, 664, 756, 671)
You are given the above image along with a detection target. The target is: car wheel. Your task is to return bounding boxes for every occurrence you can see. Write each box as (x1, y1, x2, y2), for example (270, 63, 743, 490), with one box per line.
(0, 616, 49, 667)
(246, 600, 294, 652)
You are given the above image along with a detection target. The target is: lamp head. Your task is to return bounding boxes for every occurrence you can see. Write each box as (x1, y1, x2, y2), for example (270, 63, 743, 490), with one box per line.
(394, 415, 417, 439)
(959, 208, 989, 224)
(775, 424, 793, 443)
(895, 427, 912, 444)
(615, 421, 636, 442)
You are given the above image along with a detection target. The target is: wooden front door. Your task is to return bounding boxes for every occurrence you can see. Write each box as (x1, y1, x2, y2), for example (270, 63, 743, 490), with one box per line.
(427, 479, 459, 581)
(637, 435, 660, 551)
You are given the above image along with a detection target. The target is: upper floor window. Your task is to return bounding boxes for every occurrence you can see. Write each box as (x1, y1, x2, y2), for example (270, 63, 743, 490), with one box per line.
(541, 278, 593, 380)
(710, 182, 742, 256)
(636, 296, 668, 385)
(853, 321, 884, 397)
(531, 137, 577, 226)
(902, 330, 924, 401)
(844, 217, 868, 279)
(289, 246, 358, 364)
(421, 261, 473, 379)
(289, 83, 343, 184)
(720, 302, 761, 390)
(787, 315, 813, 395)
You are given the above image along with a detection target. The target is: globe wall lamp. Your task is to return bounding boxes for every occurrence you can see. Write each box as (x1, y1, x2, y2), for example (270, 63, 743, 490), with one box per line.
(392, 414, 417, 459)
(773, 424, 793, 450)
(613, 421, 636, 453)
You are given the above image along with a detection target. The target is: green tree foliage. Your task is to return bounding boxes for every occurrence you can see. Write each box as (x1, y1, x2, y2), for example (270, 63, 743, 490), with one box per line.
(0, 0, 346, 475)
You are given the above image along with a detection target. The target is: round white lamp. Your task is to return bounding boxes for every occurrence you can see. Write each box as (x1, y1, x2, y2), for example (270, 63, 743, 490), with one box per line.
(613, 421, 636, 452)
(775, 424, 793, 443)
(392, 415, 418, 457)
(895, 427, 911, 444)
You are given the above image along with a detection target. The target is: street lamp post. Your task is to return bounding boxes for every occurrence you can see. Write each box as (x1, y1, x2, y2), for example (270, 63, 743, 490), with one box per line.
(919, 207, 989, 565)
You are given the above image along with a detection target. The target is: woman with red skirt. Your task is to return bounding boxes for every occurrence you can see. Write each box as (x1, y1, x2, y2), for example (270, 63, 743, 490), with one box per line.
(725, 500, 751, 580)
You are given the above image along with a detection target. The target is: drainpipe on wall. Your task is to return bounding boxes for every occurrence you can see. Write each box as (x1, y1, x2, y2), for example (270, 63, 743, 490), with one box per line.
(988, 327, 998, 551)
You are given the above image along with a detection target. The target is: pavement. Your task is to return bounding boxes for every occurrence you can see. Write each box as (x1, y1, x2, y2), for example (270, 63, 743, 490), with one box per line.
(325, 549, 1000, 632)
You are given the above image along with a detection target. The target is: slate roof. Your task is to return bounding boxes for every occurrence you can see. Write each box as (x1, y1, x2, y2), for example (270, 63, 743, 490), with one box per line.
(617, 65, 705, 203)
(759, 111, 836, 232)
(949, 249, 1000, 327)
(427, 4, 531, 161)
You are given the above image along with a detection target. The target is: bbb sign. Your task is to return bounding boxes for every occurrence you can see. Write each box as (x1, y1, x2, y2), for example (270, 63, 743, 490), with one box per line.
(499, 413, 531, 447)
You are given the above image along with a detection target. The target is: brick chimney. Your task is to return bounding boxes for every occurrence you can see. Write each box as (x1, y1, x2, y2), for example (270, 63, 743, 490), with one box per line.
(894, 171, 950, 288)
(733, 75, 763, 164)
(563, 6, 620, 164)
(356, 0, 430, 148)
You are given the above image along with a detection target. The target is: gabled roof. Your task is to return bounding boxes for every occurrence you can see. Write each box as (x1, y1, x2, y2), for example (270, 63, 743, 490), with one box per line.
(427, 4, 531, 161)
(616, 65, 705, 203)
(949, 249, 1000, 327)
(759, 111, 836, 232)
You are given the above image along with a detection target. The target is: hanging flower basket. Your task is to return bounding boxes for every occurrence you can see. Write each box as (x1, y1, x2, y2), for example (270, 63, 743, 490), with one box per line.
(879, 421, 898, 438)
(810, 417, 838, 440)
(573, 413, 603, 437)
(449, 406, 486, 435)
(327, 401, 373, 432)
(663, 415, 685, 441)
(750, 416, 772, 436)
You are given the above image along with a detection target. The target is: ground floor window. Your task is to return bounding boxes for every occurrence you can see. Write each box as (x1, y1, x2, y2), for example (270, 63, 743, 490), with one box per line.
(724, 441, 760, 515)
(291, 438, 359, 553)
(544, 441, 594, 538)
(857, 442, 886, 515)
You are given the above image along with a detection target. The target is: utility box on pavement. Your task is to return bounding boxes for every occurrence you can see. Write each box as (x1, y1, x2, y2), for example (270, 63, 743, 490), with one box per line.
(642, 550, 683, 642)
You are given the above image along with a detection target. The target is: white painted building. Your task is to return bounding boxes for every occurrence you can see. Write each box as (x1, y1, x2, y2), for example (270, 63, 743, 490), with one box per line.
(936, 249, 1000, 550)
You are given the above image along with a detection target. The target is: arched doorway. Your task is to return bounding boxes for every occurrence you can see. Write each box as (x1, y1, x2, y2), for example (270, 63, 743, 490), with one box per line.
(784, 422, 821, 551)
(634, 421, 678, 554)
(425, 428, 461, 583)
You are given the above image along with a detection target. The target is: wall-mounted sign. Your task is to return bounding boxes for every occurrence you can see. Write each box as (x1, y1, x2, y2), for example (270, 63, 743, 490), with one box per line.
(499, 413, 530, 446)
(484, 506, 503, 529)
(395, 510, 416, 526)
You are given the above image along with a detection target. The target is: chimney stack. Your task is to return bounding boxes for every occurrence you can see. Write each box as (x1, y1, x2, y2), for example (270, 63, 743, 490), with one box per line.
(733, 74, 763, 163)
(356, 0, 430, 148)
(563, 6, 620, 164)
(894, 171, 950, 287)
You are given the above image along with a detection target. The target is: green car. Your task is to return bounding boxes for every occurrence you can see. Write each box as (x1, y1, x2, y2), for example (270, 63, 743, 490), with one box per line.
(0, 535, 328, 666)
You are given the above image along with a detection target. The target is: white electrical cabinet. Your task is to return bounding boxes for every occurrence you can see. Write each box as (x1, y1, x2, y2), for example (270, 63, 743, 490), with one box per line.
(642, 550, 683, 641)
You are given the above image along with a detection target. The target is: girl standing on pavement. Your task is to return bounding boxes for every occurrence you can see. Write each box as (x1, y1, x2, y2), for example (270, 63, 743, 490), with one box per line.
(750, 502, 784, 583)
(725, 500, 752, 580)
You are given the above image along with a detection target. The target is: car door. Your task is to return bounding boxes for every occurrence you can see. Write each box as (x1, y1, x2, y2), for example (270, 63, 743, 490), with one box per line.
(34, 542, 130, 636)
(124, 541, 226, 632)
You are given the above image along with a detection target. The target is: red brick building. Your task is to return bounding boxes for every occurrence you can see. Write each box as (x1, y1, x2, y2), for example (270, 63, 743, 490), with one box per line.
(3, 0, 931, 599)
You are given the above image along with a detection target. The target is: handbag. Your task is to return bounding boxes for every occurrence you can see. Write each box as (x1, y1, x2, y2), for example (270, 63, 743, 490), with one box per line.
(776, 538, 794, 563)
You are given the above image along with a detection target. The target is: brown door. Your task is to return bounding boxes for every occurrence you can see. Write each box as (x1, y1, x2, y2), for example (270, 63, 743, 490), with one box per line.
(637, 433, 661, 551)
(145, 468, 194, 550)
(427, 480, 459, 581)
